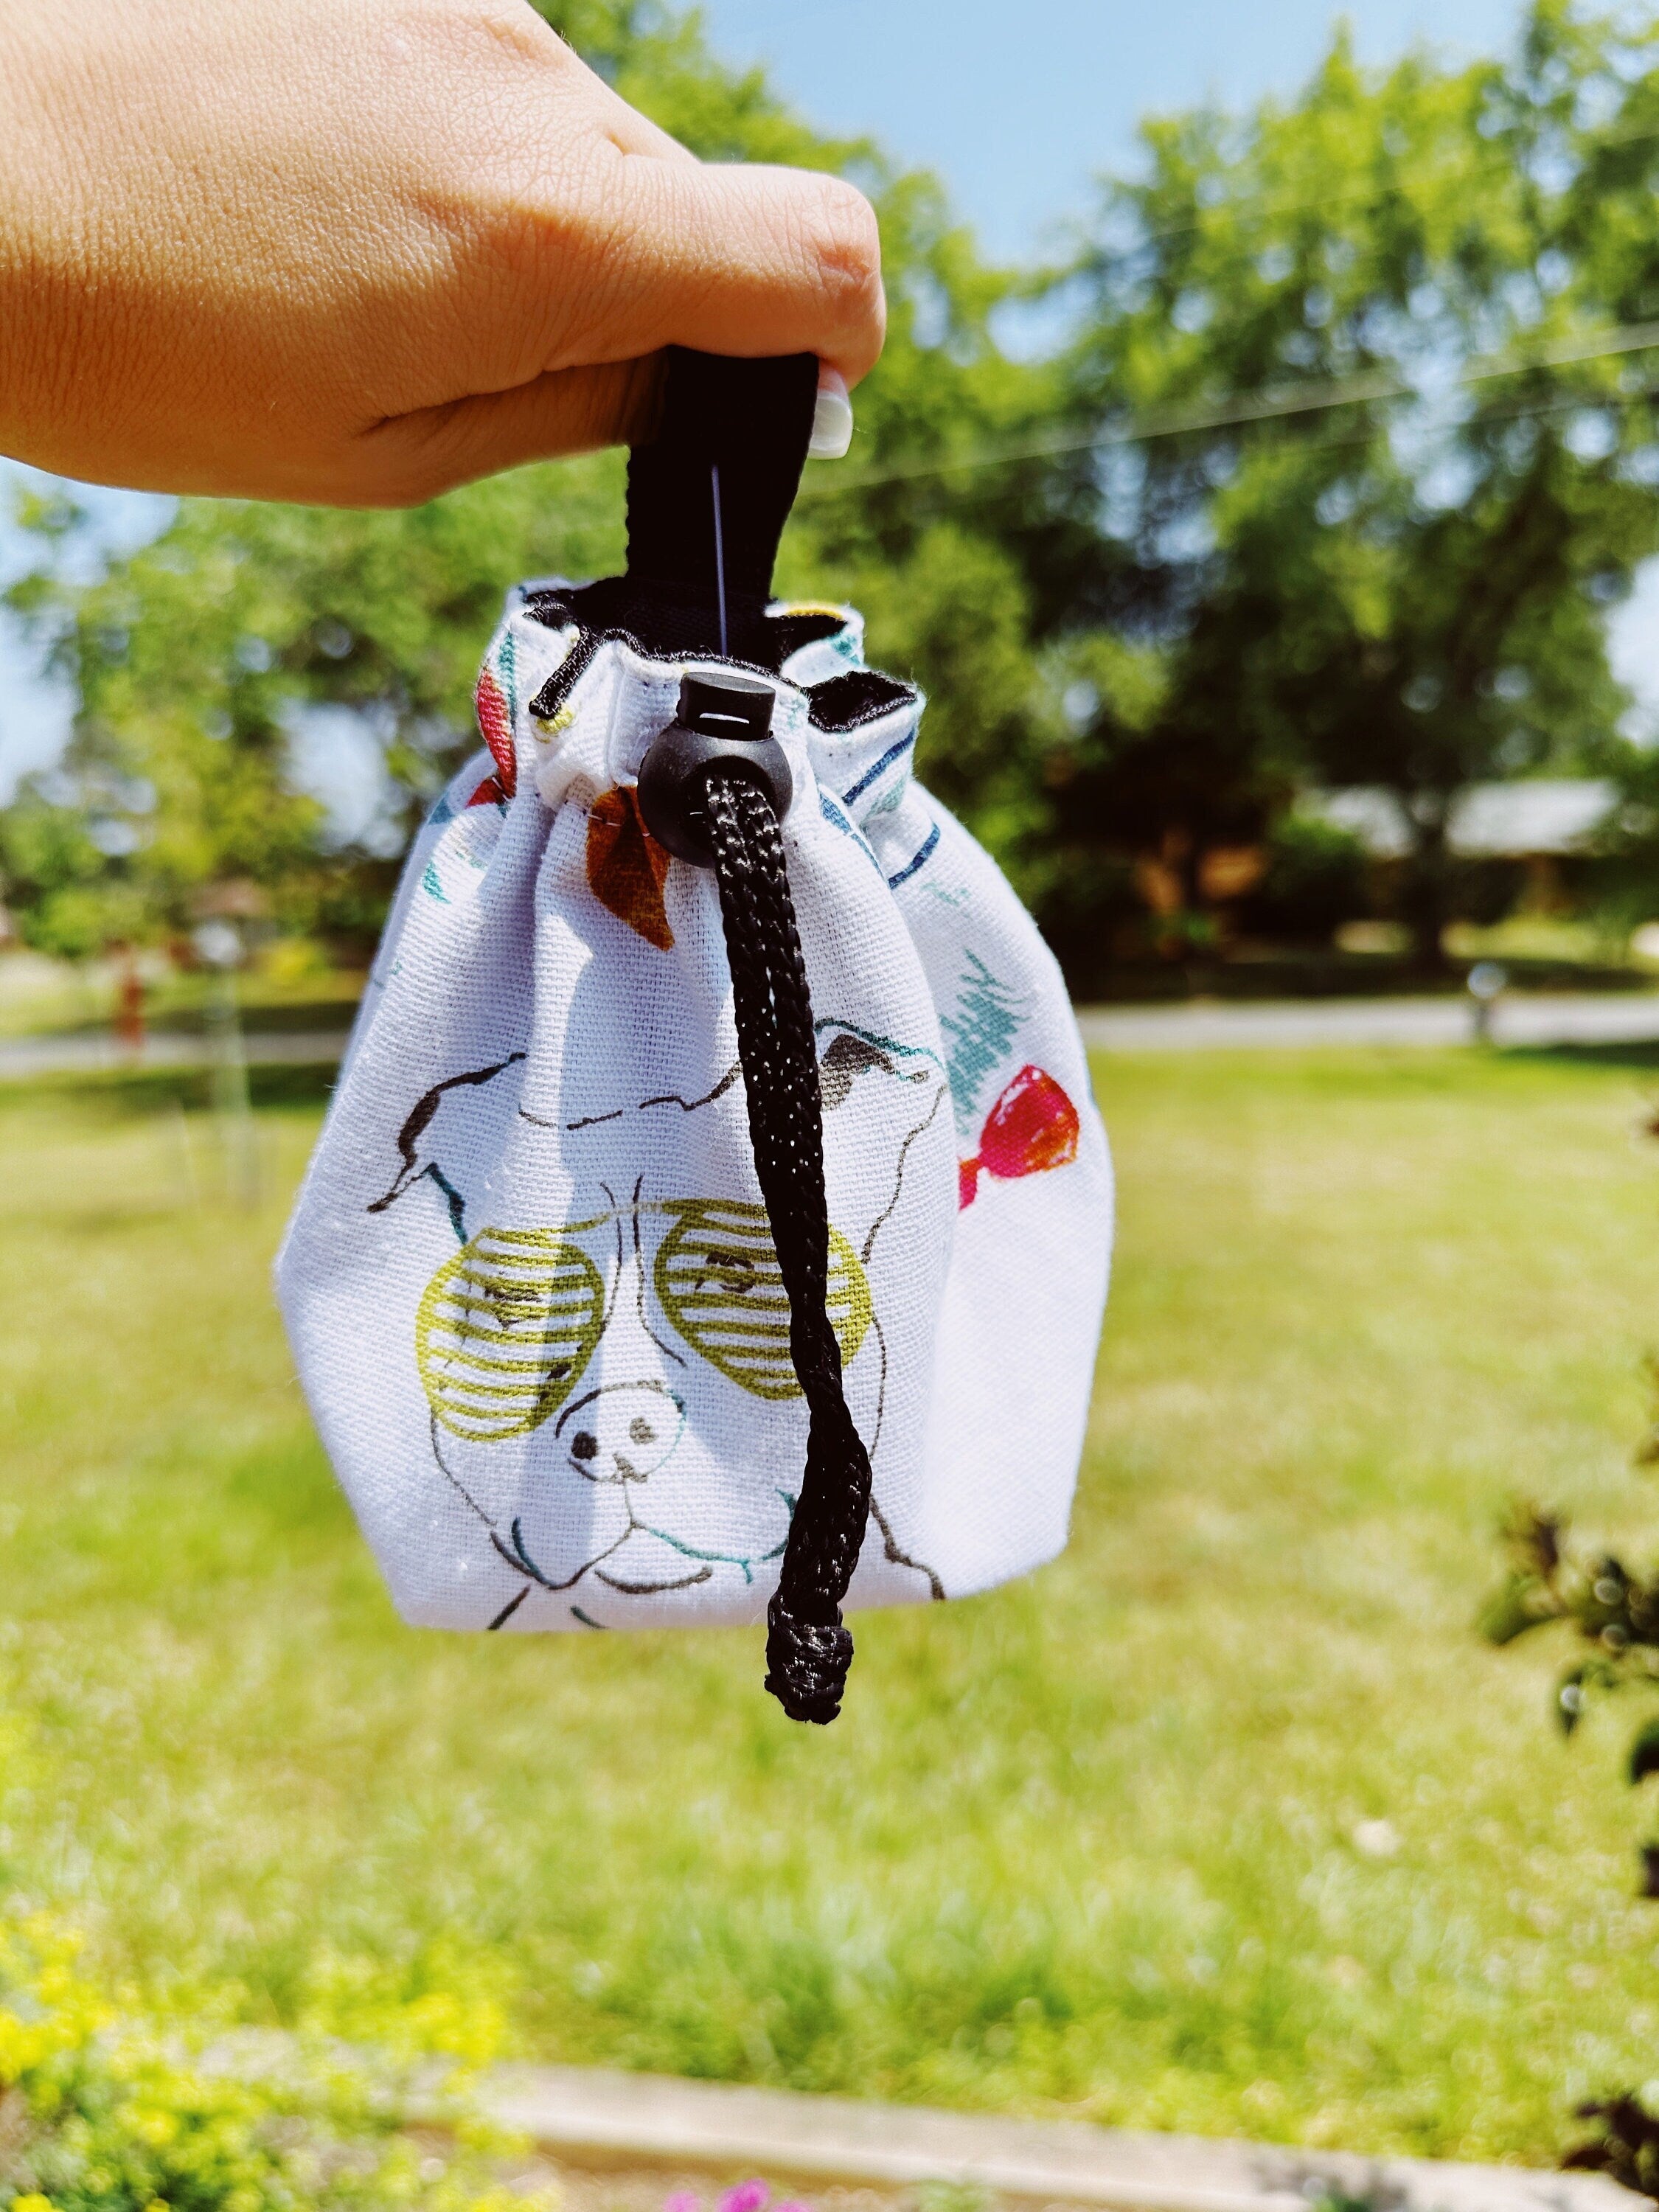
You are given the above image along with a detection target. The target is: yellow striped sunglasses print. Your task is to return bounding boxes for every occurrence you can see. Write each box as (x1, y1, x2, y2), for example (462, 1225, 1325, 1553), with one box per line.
(415, 1203, 873, 1436)
(653, 1200, 872, 1401)
(417, 1226, 606, 1441)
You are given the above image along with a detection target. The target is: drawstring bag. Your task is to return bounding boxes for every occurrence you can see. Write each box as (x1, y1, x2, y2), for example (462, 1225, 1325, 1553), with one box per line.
(277, 350, 1113, 1723)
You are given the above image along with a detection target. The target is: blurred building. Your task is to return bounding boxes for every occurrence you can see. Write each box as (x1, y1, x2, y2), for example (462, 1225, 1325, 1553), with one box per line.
(1308, 779, 1618, 909)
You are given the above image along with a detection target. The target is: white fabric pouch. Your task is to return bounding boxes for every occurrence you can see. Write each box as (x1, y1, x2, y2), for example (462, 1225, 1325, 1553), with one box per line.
(278, 352, 1112, 1722)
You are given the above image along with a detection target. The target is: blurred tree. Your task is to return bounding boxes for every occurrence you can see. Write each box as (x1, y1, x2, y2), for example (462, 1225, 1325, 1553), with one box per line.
(17, 0, 1659, 982)
(783, 168, 1068, 879)
(0, 776, 147, 961)
(1050, 0, 1659, 968)
(1236, 813, 1373, 947)
(1, 0, 1054, 960)
(5, 461, 626, 951)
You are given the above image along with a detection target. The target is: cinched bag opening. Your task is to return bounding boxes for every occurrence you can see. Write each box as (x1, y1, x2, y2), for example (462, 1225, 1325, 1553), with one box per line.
(276, 348, 1113, 1728)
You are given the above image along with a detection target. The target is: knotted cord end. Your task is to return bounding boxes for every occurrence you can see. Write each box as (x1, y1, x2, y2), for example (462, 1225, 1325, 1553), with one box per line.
(765, 1595, 854, 1725)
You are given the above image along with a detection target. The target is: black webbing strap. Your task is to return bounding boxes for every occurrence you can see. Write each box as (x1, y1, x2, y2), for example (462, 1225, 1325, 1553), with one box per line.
(627, 349, 819, 605)
(703, 773, 872, 1724)
(566, 347, 821, 663)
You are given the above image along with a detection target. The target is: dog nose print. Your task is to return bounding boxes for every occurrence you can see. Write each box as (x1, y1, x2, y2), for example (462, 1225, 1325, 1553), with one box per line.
(560, 1385, 687, 1486)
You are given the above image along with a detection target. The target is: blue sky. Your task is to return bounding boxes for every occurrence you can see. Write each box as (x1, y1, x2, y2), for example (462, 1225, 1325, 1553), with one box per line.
(694, 0, 1526, 263)
(4, 0, 1657, 796)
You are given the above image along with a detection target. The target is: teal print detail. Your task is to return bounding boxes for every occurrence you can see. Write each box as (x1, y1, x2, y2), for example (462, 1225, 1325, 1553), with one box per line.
(886, 820, 940, 888)
(818, 789, 884, 874)
(422, 862, 450, 903)
(813, 1016, 943, 1078)
(842, 731, 916, 805)
(939, 951, 1025, 1130)
(498, 626, 518, 717)
(630, 1509, 792, 1585)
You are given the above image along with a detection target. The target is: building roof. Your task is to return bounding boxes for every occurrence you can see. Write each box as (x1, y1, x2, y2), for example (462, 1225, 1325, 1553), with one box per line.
(1307, 780, 1619, 860)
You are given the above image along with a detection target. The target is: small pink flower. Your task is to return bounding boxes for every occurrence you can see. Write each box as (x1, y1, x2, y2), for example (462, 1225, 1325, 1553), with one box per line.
(717, 2182, 771, 2212)
(663, 2193, 700, 2212)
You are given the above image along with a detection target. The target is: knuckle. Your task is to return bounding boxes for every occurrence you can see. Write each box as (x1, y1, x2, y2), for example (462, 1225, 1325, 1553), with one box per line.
(366, 405, 473, 507)
(410, 0, 568, 74)
(799, 177, 882, 296)
(472, 0, 566, 63)
(787, 175, 884, 359)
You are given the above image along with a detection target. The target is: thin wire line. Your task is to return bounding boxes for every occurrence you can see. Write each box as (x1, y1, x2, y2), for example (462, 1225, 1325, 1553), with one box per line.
(801, 364, 1659, 526)
(799, 316, 1659, 496)
(711, 462, 728, 657)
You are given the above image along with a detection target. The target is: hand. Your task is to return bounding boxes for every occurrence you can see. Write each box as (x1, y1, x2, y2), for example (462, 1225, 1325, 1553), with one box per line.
(0, 0, 884, 506)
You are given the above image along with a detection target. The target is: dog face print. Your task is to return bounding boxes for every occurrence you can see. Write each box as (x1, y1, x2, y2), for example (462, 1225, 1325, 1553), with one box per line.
(372, 1024, 954, 1627)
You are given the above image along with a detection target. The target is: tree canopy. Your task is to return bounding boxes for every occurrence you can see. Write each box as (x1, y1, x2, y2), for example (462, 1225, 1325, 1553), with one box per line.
(1043, 0, 1659, 968)
(8, 0, 1659, 978)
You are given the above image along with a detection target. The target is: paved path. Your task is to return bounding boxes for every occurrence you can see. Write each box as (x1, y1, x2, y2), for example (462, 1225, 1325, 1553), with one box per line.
(471, 2059, 1635, 2212)
(209, 2041, 1638, 2212)
(0, 1028, 351, 1079)
(1076, 991, 1659, 1051)
(3, 992, 1659, 1077)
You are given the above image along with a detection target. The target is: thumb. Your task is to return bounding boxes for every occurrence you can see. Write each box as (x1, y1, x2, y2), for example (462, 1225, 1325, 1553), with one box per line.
(555, 155, 886, 390)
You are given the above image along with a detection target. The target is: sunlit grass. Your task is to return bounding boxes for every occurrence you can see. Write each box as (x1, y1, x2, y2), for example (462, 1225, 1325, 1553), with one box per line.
(1442, 915, 1638, 967)
(2, 1048, 1659, 2160)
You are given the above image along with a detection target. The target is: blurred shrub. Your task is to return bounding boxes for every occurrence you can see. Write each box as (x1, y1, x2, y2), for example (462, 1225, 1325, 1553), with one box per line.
(0, 796, 148, 964)
(1237, 815, 1371, 945)
(0, 1919, 526, 2212)
(1481, 1493, 1659, 1896)
(1563, 2094, 1659, 2202)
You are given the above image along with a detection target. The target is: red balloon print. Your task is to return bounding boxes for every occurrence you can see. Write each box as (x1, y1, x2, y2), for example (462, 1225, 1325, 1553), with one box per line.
(959, 1065, 1079, 1208)
(474, 664, 516, 796)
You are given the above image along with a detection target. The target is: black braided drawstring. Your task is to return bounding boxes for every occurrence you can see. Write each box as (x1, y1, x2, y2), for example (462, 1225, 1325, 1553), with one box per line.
(585, 347, 864, 1719)
(703, 771, 872, 1725)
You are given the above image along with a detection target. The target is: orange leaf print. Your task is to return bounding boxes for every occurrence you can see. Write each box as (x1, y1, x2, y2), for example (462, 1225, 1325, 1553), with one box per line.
(586, 785, 674, 950)
(475, 665, 515, 793)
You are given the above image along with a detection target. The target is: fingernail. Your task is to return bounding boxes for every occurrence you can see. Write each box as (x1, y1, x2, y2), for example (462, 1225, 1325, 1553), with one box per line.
(808, 368, 854, 460)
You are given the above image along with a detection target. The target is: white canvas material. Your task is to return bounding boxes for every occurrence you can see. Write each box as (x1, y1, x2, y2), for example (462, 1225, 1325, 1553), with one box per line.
(277, 590, 1113, 1639)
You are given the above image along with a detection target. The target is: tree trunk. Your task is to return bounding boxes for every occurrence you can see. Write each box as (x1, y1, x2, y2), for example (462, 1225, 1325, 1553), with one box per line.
(1399, 811, 1455, 976)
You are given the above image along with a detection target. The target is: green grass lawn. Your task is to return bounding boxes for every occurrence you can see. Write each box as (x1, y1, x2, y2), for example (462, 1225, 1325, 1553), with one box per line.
(4, 1047, 1659, 2163)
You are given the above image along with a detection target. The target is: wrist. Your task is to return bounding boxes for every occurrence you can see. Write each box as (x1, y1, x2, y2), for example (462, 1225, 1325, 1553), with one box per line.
(0, 13, 100, 479)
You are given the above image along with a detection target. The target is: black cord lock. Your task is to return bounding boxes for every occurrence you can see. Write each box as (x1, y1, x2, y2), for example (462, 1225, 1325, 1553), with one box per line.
(636, 672, 793, 867)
